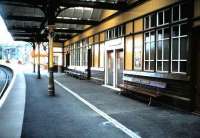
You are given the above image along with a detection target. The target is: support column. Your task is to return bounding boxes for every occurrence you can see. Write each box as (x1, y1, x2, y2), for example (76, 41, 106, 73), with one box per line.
(37, 42, 41, 79)
(48, 25, 55, 96)
(33, 42, 36, 73)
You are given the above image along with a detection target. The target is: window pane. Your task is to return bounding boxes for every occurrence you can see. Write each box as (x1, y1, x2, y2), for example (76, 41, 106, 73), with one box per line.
(172, 38, 178, 60)
(180, 37, 188, 59)
(145, 33, 150, 42)
(173, 5, 179, 21)
(163, 40, 169, 60)
(157, 30, 162, 40)
(181, 3, 189, 19)
(158, 12, 163, 25)
(164, 9, 171, 23)
(150, 42, 155, 60)
(172, 61, 178, 72)
(172, 26, 179, 37)
(151, 14, 156, 27)
(145, 16, 149, 29)
(180, 61, 187, 72)
(157, 61, 162, 71)
(164, 28, 170, 38)
(163, 61, 169, 71)
(145, 61, 149, 70)
(157, 41, 162, 60)
(145, 43, 150, 60)
(115, 27, 118, 38)
(150, 31, 155, 42)
(180, 24, 188, 36)
(150, 61, 155, 70)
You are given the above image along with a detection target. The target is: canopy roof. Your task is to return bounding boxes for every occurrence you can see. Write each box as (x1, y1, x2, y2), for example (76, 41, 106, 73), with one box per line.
(0, 0, 145, 42)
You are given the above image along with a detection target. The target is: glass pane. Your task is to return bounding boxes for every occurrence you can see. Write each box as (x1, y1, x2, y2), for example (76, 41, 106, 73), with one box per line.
(157, 41, 162, 60)
(151, 14, 156, 27)
(157, 61, 162, 71)
(158, 12, 163, 25)
(145, 16, 149, 29)
(145, 43, 150, 60)
(180, 61, 187, 72)
(173, 5, 179, 21)
(145, 33, 150, 42)
(157, 30, 162, 40)
(163, 61, 169, 71)
(164, 9, 171, 23)
(145, 61, 149, 70)
(150, 42, 155, 60)
(180, 37, 188, 59)
(172, 26, 179, 37)
(150, 31, 155, 42)
(115, 27, 118, 38)
(164, 28, 170, 38)
(150, 61, 155, 70)
(172, 61, 178, 72)
(181, 3, 189, 19)
(180, 24, 188, 36)
(172, 38, 178, 60)
(163, 40, 169, 60)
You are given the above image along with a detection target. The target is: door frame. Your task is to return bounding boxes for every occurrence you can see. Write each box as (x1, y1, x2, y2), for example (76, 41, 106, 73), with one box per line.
(104, 38, 124, 89)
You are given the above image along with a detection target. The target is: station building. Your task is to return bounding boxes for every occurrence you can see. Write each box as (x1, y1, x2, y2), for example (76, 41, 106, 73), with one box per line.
(59, 0, 200, 111)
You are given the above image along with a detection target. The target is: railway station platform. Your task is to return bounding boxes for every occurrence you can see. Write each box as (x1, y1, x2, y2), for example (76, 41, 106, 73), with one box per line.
(2, 69, 199, 138)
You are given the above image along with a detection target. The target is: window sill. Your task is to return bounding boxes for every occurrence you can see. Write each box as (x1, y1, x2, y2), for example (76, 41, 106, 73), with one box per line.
(123, 70, 190, 81)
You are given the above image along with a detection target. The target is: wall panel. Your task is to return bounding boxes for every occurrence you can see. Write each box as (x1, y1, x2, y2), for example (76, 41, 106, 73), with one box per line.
(134, 34, 143, 70)
(126, 22, 133, 35)
(125, 36, 133, 70)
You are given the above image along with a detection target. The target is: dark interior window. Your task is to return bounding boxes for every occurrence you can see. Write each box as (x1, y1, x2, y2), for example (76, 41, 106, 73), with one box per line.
(145, 17, 149, 29)
(164, 9, 171, 23)
(180, 24, 188, 36)
(158, 12, 163, 25)
(172, 26, 179, 37)
(181, 3, 189, 19)
(151, 14, 156, 27)
(180, 37, 187, 59)
(180, 61, 187, 72)
(157, 41, 162, 60)
(173, 5, 179, 21)
(163, 40, 169, 60)
(172, 38, 178, 60)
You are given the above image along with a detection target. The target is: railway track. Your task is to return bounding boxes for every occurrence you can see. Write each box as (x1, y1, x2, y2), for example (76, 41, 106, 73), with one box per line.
(0, 66, 13, 99)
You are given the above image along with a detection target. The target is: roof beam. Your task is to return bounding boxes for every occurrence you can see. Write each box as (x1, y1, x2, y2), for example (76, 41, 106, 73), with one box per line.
(8, 26, 83, 33)
(0, 1, 40, 8)
(5, 15, 99, 25)
(60, 0, 127, 10)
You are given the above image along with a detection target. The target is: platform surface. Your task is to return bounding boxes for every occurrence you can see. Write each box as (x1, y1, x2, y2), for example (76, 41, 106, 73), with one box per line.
(21, 73, 200, 138)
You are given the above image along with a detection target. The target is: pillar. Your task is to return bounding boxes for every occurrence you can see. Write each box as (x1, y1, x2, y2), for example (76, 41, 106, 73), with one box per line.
(37, 42, 41, 79)
(48, 25, 55, 96)
(33, 42, 36, 73)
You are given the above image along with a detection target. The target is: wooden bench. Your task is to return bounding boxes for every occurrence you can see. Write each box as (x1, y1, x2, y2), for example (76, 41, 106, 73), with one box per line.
(65, 66, 87, 80)
(119, 76, 167, 106)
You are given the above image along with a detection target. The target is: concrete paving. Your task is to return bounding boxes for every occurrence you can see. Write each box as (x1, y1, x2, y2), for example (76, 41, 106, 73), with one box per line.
(21, 73, 200, 138)
(0, 72, 26, 138)
(21, 74, 128, 138)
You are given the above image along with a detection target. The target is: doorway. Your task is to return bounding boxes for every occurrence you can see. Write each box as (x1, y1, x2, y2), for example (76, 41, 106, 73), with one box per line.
(194, 27, 200, 112)
(105, 49, 124, 88)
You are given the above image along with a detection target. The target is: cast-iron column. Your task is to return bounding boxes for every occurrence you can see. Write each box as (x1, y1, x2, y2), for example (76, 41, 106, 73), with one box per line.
(48, 25, 55, 96)
(37, 42, 41, 79)
(33, 42, 36, 73)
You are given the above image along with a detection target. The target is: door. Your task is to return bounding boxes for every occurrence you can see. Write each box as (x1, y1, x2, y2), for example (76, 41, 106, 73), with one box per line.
(116, 50, 124, 87)
(107, 51, 114, 86)
(194, 27, 200, 112)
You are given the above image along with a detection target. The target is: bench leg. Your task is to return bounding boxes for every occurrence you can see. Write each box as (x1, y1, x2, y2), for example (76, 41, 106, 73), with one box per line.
(148, 97, 152, 106)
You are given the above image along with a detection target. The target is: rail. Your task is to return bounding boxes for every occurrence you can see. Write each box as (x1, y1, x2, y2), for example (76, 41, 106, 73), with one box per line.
(0, 66, 12, 99)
